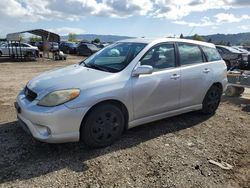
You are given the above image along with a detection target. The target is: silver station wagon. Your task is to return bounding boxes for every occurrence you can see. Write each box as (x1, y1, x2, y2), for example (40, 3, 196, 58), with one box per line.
(15, 38, 227, 147)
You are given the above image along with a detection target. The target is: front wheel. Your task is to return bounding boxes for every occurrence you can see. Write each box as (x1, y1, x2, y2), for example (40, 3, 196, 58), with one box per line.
(202, 85, 222, 115)
(81, 104, 125, 148)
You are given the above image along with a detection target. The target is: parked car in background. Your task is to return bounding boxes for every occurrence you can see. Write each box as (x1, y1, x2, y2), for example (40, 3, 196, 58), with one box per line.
(0, 42, 39, 57)
(76, 43, 100, 56)
(59, 42, 77, 54)
(15, 38, 227, 147)
(216, 45, 248, 70)
(242, 46, 250, 51)
(35, 42, 59, 52)
(232, 46, 250, 70)
(50, 42, 59, 52)
(232, 46, 250, 54)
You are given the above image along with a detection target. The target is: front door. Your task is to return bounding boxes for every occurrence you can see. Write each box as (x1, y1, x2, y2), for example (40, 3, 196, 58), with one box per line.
(132, 43, 181, 120)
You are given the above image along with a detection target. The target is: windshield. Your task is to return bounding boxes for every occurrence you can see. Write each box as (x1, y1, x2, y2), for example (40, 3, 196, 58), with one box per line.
(223, 46, 242, 53)
(87, 44, 99, 50)
(68, 43, 77, 47)
(82, 42, 147, 73)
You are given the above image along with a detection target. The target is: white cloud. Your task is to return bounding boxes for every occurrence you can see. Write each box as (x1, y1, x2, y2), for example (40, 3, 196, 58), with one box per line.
(173, 16, 215, 27)
(174, 13, 250, 28)
(1, 0, 250, 22)
(238, 25, 250, 30)
(214, 13, 250, 23)
(1, 0, 250, 36)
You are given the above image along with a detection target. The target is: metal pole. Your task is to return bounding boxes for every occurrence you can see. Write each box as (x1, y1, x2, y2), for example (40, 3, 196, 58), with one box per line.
(15, 41, 18, 59)
(11, 41, 14, 59)
(7, 41, 10, 57)
(19, 41, 22, 61)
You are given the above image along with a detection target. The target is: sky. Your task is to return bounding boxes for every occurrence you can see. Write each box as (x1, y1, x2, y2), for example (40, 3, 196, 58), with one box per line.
(0, 0, 250, 38)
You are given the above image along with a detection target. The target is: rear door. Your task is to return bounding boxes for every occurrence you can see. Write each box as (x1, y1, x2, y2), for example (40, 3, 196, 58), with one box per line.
(177, 42, 213, 108)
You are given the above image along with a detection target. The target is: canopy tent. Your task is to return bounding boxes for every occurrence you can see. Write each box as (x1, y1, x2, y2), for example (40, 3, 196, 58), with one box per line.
(6, 29, 60, 42)
(4, 29, 60, 61)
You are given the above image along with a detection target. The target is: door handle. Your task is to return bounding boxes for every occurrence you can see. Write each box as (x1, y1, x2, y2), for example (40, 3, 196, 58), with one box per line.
(203, 68, 210, 73)
(170, 74, 180, 80)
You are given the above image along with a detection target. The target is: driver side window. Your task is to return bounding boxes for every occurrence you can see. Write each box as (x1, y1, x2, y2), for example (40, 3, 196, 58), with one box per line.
(140, 43, 176, 71)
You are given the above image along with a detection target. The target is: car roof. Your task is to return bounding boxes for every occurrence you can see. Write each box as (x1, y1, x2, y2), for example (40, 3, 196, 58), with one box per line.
(119, 37, 216, 48)
(216, 45, 242, 53)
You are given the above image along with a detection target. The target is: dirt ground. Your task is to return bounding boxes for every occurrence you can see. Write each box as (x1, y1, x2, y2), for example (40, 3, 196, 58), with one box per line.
(0, 56, 249, 188)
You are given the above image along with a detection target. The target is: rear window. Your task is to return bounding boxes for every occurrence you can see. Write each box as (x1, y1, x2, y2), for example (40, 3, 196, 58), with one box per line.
(201, 46, 222, 61)
(178, 43, 204, 65)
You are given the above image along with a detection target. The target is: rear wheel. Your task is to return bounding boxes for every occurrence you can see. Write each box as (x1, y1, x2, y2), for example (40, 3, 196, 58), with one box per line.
(0, 51, 2, 56)
(81, 104, 125, 148)
(202, 85, 222, 115)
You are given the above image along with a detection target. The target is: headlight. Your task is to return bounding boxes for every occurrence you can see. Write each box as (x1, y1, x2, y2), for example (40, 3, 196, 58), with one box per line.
(38, 89, 80, 107)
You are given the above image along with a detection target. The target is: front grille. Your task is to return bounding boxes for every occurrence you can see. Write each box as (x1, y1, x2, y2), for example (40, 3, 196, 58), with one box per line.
(24, 86, 37, 101)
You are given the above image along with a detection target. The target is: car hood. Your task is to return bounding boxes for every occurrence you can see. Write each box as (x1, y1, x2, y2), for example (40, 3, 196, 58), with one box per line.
(27, 64, 114, 99)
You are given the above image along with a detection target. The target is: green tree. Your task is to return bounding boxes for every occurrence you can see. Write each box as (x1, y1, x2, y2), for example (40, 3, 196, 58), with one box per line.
(68, 33, 77, 42)
(207, 38, 212, 43)
(180, 34, 184, 39)
(192, 34, 204, 41)
(241, 40, 250, 46)
(19, 34, 24, 42)
(92, 38, 100, 43)
(29, 36, 42, 43)
(226, 42, 231, 46)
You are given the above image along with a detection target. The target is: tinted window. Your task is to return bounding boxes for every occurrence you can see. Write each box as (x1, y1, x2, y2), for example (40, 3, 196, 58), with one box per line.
(87, 44, 99, 50)
(216, 47, 229, 53)
(178, 43, 203, 65)
(201, 46, 222, 61)
(141, 43, 176, 71)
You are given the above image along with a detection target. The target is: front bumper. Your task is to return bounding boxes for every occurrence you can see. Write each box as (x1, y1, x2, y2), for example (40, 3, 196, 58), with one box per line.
(15, 92, 88, 143)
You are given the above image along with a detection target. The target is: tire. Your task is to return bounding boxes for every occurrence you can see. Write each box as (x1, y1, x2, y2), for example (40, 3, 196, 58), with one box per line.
(81, 103, 125, 148)
(202, 85, 222, 115)
(236, 87, 245, 95)
(225, 86, 239, 97)
(0, 51, 2, 56)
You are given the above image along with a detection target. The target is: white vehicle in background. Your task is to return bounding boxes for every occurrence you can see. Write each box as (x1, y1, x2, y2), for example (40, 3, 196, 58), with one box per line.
(0, 42, 39, 57)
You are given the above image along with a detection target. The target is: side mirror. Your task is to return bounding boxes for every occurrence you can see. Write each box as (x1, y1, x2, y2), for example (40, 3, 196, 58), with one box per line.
(132, 65, 153, 76)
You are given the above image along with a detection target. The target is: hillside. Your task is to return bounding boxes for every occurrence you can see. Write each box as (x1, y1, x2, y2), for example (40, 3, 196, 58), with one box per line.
(61, 32, 250, 45)
(188, 32, 250, 45)
(61, 34, 134, 42)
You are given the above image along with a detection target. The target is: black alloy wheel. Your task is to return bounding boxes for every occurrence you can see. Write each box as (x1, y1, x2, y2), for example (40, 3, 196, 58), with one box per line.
(81, 104, 125, 148)
(202, 85, 222, 115)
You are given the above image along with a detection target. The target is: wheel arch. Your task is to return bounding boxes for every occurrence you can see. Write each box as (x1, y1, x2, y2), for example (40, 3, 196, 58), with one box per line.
(79, 99, 129, 139)
(202, 82, 223, 102)
(212, 82, 223, 93)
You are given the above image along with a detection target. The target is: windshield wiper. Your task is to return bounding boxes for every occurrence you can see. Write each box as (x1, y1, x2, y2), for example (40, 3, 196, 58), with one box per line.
(85, 63, 112, 72)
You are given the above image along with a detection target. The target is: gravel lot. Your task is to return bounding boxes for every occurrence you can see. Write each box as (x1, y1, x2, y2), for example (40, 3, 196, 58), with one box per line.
(0, 56, 249, 188)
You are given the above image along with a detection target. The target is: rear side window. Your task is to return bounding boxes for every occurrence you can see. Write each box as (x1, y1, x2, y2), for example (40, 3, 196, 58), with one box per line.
(201, 46, 222, 61)
(177, 43, 204, 65)
(141, 43, 176, 71)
